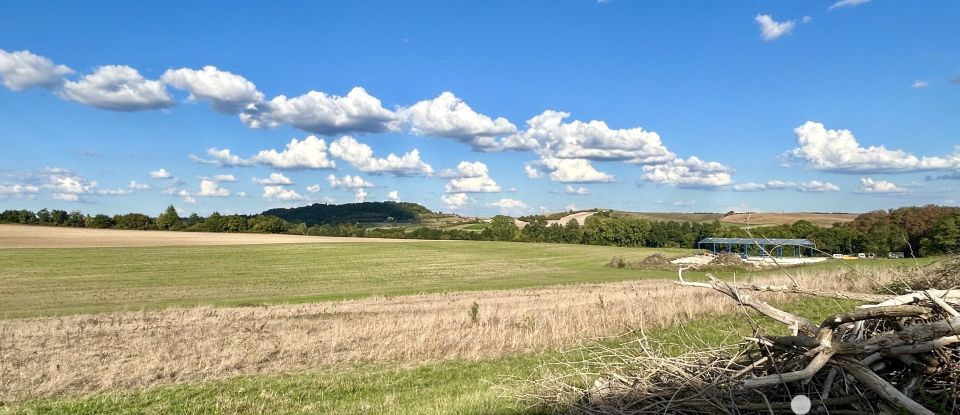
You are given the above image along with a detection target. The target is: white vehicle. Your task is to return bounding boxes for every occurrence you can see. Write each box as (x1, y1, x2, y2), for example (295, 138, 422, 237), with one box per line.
(832, 254, 844, 259)
(857, 253, 867, 259)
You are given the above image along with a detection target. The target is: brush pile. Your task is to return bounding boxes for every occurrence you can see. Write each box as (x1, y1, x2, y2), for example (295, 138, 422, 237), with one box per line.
(530, 259, 960, 414)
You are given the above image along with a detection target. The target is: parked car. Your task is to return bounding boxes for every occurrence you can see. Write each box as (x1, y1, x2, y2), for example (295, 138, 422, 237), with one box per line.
(832, 254, 844, 259)
(857, 253, 866, 259)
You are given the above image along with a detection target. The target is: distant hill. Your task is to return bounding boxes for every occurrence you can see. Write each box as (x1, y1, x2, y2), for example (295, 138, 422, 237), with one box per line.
(610, 211, 726, 223)
(262, 202, 433, 226)
(721, 212, 858, 227)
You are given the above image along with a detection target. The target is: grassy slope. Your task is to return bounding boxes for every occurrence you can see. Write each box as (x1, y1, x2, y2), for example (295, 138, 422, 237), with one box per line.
(2, 298, 856, 415)
(0, 241, 690, 318)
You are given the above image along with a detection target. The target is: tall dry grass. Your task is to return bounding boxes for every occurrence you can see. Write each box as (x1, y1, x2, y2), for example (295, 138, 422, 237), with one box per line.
(0, 266, 898, 402)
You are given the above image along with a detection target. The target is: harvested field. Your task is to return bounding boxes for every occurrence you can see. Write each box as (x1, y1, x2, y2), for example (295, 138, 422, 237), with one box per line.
(0, 267, 889, 401)
(0, 241, 689, 318)
(0, 224, 423, 248)
(722, 212, 858, 227)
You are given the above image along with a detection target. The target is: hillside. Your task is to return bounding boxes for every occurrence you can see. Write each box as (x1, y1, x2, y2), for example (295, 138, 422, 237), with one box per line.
(721, 212, 858, 227)
(262, 202, 433, 226)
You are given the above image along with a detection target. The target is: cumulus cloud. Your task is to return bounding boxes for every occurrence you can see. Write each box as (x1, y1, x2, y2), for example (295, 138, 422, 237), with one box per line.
(732, 182, 768, 192)
(387, 190, 399, 201)
(489, 198, 529, 213)
(441, 193, 472, 209)
(0, 49, 73, 91)
(444, 161, 501, 193)
(241, 87, 398, 135)
(524, 163, 544, 179)
(799, 180, 841, 192)
(262, 185, 305, 201)
(564, 185, 590, 195)
(511, 110, 673, 162)
(252, 172, 293, 185)
(190, 147, 256, 167)
(59, 65, 173, 111)
(912, 80, 929, 89)
(327, 174, 373, 189)
(161, 65, 263, 113)
(856, 177, 910, 194)
(353, 188, 368, 203)
(641, 157, 733, 188)
(249, 136, 336, 170)
(205, 174, 237, 182)
(786, 121, 960, 173)
(197, 179, 230, 197)
(400, 91, 522, 151)
(530, 157, 615, 183)
(41, 167, 103, 201)
(755, 14, 796, 41)
(828, 0, 870, 10)
(128, 181, 150, 190)
(328, 136, 433, 176)
(306, 184, 322, 193)
(150, 168, 173, 179)
(0, 184, 41, 198)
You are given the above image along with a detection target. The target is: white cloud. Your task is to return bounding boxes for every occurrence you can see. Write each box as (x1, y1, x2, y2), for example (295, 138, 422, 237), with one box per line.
(755, 14, 796, 41)
(524, 163, 543, 179)
(52, 193, 79, 202)
(95, 188, 132, 196)
(161, 65, 263, 114)
(262, 185, 305, 201)
(327, 174, 373, 189)
(0, 49, 73, 91)
(489, 198, 529, 213)
(128, 181, 150, 190)
(44, 167, 98, 200)
(912, 80, 929, 89)
(353, 188, 368, 203)
(535, 157, 614, 183)
(564, 185, 590, 195)
(786, 121, 960, 173)
(206, 174, 237, 182)
(441, 193, 472, 209)
(328, 135, 433, 176)
(444, 161, 501, 193)
(387, 190, 399, 201)
(59, 65, 173, 111)
(0, 184, 40, 196)
(856, 177, 909, 194)
(150, 168, 173, 179)
(400, 91, 521, 151)
(252, 172, 293, 185)
(190, 147, 255, 167)
(306, 184, 322, 193)
(641, 157, 733, 188)
(798, 180, 841, 192)
(511, 110, 673, 162)
(241, 87, 398, 135)
(732, 182, 767, 192)
(249, 135, 336, 170)
(828, 0, 870, 10)
(198, 179, 229, 197)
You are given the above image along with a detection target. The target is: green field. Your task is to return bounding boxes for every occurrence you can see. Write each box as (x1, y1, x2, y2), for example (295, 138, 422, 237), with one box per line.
(0, 241, 690, 318)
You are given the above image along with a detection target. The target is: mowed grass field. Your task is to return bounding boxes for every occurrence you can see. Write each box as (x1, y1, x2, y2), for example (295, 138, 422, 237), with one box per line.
(0, 239, 688, 318)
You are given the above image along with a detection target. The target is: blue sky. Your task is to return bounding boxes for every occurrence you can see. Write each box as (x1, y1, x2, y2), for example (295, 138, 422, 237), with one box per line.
(1, 0, 958, 217)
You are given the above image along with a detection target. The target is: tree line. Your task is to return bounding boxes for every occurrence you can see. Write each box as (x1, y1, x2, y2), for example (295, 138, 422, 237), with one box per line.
(1, 204, 957, 256)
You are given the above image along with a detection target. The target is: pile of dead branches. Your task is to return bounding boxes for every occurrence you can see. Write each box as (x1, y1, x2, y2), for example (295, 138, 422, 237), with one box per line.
(527, 267, 960, 414)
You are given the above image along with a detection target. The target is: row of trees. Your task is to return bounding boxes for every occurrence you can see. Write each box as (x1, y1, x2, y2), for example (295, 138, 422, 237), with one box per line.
(2, 205, 958, 256)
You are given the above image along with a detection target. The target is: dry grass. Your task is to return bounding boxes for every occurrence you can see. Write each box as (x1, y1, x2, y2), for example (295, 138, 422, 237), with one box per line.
(0, 224, 429, 248)
(722, 212, 858, 227)
(0, 265, 896, 402)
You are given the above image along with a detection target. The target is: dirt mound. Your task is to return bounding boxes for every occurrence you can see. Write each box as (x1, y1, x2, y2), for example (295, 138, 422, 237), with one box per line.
(708, 252, 744, 266)
(639, 253, 675, 269)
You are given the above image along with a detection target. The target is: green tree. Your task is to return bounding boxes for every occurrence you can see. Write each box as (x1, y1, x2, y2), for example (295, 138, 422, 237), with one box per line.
(248, 215, 289, 233)
(921, 212, 960, 255)
(482, 215, 519, 241)
(87, 214, 114, 229)
(156, 205, 181, 230)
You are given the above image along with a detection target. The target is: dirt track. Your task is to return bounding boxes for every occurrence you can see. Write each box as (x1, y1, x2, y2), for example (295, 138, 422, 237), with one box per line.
(0, 224, 428, 248)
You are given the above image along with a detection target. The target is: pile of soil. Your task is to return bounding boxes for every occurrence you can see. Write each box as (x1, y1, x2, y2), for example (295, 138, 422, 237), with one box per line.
(630, 253, 677, 271)
(708, 252, 745, 266)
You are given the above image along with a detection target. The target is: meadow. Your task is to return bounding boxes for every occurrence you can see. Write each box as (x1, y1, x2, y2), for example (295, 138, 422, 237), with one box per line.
(0, 226, 937, 414)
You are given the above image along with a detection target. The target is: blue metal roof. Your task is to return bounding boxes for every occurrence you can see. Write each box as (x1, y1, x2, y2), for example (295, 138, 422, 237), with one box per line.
(698, 237, 815, 246)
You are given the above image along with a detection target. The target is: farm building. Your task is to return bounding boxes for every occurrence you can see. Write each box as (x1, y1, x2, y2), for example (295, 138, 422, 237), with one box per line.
(697, 237, 816, 258)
